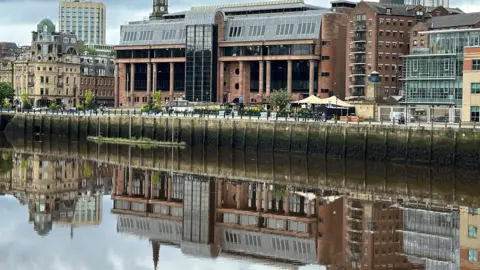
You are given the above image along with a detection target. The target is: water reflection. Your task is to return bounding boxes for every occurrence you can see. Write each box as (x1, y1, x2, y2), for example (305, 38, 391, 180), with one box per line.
(0, 137, 479, 269)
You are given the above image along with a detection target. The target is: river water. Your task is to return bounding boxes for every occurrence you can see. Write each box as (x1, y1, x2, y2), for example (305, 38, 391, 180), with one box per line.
(0, 135, 478, 270)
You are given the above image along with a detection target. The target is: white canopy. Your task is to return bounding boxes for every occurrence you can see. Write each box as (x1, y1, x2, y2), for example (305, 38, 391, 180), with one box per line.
(292, 95, 354, 108)
(321, 96, 355, 108)
(291, 95, 324, 104)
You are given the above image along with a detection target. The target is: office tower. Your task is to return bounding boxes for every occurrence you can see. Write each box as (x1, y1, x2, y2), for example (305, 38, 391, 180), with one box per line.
(59, 0, 107, 45)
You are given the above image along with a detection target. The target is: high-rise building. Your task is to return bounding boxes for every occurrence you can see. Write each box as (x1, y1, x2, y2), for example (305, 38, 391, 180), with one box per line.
(404, 0, 450, 8)
(58, 0, 106, 45)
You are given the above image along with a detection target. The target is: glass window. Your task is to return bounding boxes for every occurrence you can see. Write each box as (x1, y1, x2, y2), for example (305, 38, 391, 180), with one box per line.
(472, 83, 480, 94)
(469, 208, 479, 215)
(469, 225, 478, 238)
(469, 250, 478, 262)
(473, 60, 480, 70)
(472, 106, 480, 122)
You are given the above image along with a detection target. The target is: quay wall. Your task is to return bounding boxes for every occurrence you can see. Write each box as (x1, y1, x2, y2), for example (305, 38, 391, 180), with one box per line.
(4, 114, 480, 167)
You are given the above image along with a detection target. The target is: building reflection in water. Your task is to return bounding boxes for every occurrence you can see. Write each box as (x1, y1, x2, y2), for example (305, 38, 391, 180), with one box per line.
(1, 138, 480, 269)
(108, 165, 475, 270)
(0, 153, 112, 236)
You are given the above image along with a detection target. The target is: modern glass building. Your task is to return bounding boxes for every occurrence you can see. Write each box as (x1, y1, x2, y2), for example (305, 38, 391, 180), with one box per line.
(402, 29, 480, 107)
(184, 12, 218, 102)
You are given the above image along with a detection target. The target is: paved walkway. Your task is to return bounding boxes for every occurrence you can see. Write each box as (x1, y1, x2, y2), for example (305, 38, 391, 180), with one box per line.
(1, 109, 478, 130)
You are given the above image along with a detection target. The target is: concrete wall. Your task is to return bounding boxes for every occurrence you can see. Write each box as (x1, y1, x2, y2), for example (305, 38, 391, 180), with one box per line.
(4, 114, 480, 168)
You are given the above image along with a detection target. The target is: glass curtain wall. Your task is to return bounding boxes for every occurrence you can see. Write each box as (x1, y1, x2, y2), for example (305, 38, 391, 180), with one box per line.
(403, 30, 480, 106)
(185, 25, 218, 102)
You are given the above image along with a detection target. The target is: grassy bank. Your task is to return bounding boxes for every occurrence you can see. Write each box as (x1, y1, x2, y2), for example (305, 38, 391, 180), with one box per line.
(87, 136, 186, 148)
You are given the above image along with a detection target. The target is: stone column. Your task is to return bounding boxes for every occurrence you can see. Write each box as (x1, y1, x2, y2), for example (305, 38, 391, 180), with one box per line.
(317, 61, 322, 96)
(259, 61, 264, 101)
(146, 63, 152, 100)
(309, 60, 315, 96)
(256, 183, 262, 212)
(167, 176, 172, 201)
(284, 187, 290, 215)
(239, 61, 244, 103)
(169, 62, 174, 100)
(307, 200, 312, 217)
(150, 173, 155, 199)
(287, 60, 292, 96)
(219, 61, 225, 103)
(144, 171, 150, 199)
(129, 64, 135, 107)
(217, 180, 224, 208)
(114, 64, 119, 107)
(128, 166, 133, 196)
(263, 182, 269, 213)
(152, 63, 157, 101)
(112, 169, 117, 196)
(266, 61, 271, 99)
(236, 184, 242, 210)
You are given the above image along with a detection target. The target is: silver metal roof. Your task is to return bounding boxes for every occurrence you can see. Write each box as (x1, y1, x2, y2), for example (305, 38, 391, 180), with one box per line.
(224, 11, 325, 42)
(184, 8, 221, 25)
(120, 20, 186, 46)
(118, 0, 329, 46)
(220, 228, 317, 264)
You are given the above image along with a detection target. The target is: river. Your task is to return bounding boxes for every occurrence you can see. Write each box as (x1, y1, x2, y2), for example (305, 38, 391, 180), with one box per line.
(0, 135, 478, 270)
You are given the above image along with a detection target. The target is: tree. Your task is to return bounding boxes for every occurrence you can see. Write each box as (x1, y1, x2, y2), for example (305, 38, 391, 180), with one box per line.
(109, 50, 117, 57)
(80, 45, 98, 56)
(0, 82, 15, 103)
(270, 89, 290, 111)
(85, 89, 95, 109)
(20, 92, 32, 110)
(153, 91, 162, 110)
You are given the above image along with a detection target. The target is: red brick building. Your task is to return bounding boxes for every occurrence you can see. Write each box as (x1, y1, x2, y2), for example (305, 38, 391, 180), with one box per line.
(113, 0, 351, 108)
(345, 2, 463, 101)
(79, 75, 114, 106)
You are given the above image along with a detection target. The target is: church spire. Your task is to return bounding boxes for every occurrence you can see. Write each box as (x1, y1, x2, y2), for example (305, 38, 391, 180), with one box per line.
(152, 241, 160, 270)
(150, 0, 168, 20)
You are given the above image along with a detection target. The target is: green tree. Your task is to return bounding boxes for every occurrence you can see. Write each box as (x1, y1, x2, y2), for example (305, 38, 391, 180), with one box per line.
(80, 45, 98, 55)
(0, 82, 15, 103)
(109, 50, 117, 57)
(49, 103, 60, 110)
(20, 92, 32, 109)
(270, 89, 290, 111)
(84, 163, 93, 178)
(85, 89, 96, 109)
(152, 91, 162, 111)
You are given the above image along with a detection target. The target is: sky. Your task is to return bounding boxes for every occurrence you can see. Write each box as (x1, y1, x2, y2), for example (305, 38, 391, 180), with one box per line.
(0, 195, 326, 270)
(0, 0, 480, 46)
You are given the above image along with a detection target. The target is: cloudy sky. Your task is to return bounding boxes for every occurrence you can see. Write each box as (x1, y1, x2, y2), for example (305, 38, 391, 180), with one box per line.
(0, 195, 325, 270)
(0, 0, 479, 46)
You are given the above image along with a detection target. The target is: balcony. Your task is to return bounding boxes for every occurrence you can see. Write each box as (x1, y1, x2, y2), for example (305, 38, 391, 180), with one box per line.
(57, 82, 63, 88)
(28, 81, 34, 87)
(351, 55, 365, 64)
(349, 87, 365, 97)
(355, 22, 367, 32)
(350, 68, 365, 76)
(351, 44, 366, 54)
(353, 33, 366, 42)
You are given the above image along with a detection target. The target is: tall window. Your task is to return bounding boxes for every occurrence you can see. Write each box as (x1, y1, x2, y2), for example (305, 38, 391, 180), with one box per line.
(469, 225, 478, 238)
(472, 60, 480, 70)
(471, 106, 480, 122)
(469, 250, 478, 262)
